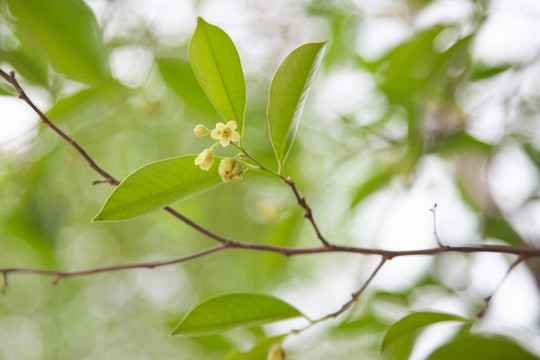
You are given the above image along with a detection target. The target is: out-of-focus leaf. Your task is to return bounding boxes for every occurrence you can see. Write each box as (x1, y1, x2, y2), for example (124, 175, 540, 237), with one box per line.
(171, 294, 304, 336)
(267, 42, 326, 170)
(334, 313, 389, 334)
(469, 62, 512, 81)
(427, 335, 539, 360)
(189, 17, 246, 133)
(156, 57, 216, 114)
(382, 311, 469, 352)
(523, 143, 540, 171)
(0, 81, 17, 96)
(350, 168, 394, 208)
(46, 85, 122, 124)
(93, 155, 223, 221)
(223, 335, 286, 360)
(6, 0, 108, 83)
(434, 132, 491, 155)
(0, 47, 48, 86)
(484, 216, 523, 246)
(375, 26, 470, 104)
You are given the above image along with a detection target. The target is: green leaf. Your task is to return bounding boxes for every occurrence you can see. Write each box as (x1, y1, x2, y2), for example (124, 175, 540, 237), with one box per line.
(223, 335, 287, 360)
(156, 57, 216, 114)
(171, 293, 304, 336)
(434, 132, 491, 155)
(188, 17, 246, 133)
(350, 169, 394, 208)
(381, 311, 469, 352)
(0, 47, 48, 86)
(267, 41, 326, 169)
(427, 335, 539, 360)
(6, 0, 108, 83)
(93, 155, 223, 221)
(469, 62, 512, 81)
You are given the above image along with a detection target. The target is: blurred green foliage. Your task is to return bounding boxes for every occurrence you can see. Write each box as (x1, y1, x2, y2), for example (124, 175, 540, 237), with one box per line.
(1, 0, 539, 359)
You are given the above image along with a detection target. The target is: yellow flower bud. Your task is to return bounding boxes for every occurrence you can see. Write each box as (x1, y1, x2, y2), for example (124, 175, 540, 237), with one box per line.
(194, 124, 210, 137)
(267, 344, 286, 360)
(194, 149, 214, 170)
(218, 158, 243, 182)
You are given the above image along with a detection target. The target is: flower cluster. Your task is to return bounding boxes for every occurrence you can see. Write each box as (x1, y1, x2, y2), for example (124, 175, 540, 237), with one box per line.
(193, 121, 243, 182)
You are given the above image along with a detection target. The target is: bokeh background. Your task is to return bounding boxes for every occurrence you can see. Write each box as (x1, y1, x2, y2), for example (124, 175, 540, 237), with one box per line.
(1, 0, 540, 358)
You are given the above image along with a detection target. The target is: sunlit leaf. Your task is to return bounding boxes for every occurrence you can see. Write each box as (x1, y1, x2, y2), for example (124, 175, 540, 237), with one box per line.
(171, 293, 304, 336)
(267, 41, 326, 169)
(156, 57, 216, 114)
(427, 335, 539, 360)
(189, 17, 246, 133)
(6, 0, 108, 83)
(93, 155, 223, 221)
(382, 311, 469, 352)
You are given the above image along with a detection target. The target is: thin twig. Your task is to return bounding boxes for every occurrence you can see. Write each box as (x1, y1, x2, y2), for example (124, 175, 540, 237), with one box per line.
(0, 69, 120, 186)
(283, 177, 332, 248)
(0, 69, 232, 246)
(474, 255, 524, 321)
(0, 245, 225, 287)
(430, 203, 445, 247)
(318, 256, 387, 321)
(290, 256, 387, 336)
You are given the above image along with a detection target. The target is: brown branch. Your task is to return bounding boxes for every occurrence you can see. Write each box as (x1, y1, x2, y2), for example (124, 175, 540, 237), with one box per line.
(0, 69, 120, 186)
(283, 177, 332, 248)
(318, 256, 387, 321)
(3, 68, 540, 335)
(474, 255, 524, 321)
(2, 243, 539, 287)
(1, 245, 225, 290)
(0, 68, 232, 246)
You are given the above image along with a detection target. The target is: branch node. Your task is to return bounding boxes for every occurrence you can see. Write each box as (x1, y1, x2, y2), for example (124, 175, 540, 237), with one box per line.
(92, 179, 109, 185)
(52, 275, 64, 287)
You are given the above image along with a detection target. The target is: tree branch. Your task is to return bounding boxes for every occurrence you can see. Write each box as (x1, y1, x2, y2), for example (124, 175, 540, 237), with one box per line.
(1, 245, 225, 289)
(283, 177, 332, 248)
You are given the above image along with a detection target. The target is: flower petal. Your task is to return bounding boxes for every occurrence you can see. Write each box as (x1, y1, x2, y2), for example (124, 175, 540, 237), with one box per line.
(220, 137, 230, 147)
(216, 122, 226, 130)
(230, 131, 240, 142)
(211, 129, 221, 140)
(226, 120, 237, 130)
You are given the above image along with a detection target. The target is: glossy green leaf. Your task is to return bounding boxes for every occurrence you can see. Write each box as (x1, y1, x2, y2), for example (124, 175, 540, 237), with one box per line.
(267, 42, 326, 169)
(223, 335, 286, 360)
(93, 155, 222, 221)
(189, 17, 246, 133)
(427, 335, 539, 360)
(156, 57, 216, 114)
(6, 0, 108, 83)
(171, 293, 304, 336)
(382, 312, 469, 352)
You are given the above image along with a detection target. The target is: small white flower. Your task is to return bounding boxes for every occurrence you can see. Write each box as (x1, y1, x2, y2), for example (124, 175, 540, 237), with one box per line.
(211, 121, 240, 147)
